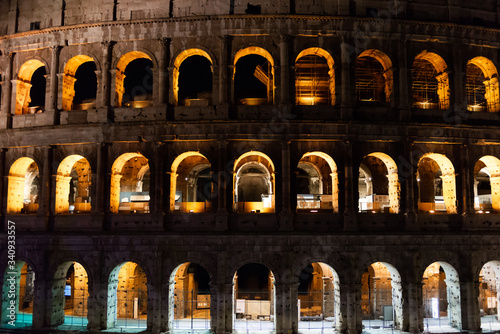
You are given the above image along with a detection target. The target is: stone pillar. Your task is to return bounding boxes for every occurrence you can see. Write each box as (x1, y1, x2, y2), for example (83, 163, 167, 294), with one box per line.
(461, 144, 474, 214)
(452, 45, 465, 117)
(39, 146, 52, 219)
(157, 38, 170, 106)
(0, 53, 14, 128)
(405, 282, 423, 333)
(98, 41, 114, 109)
(218, 35, 230, 104)
(281, 139, 291, 214)
(92, 143, 106, 218)
(343, 141, 357, 231)
(460, 280, 482, 333)
(341, 281, 361, 334)
(224, 282, 234, 333)
(398, 40, 411, 121)
(274, 282, 287, 334)
(47, 46, 60, 112)
(340, 38, 353, 120)
(279, 34, 290, 104)
(153, 142, 164, 215)
(109, 69, 117, 108)
(32, 276, 48, 328)
(167, 66, 176, 106)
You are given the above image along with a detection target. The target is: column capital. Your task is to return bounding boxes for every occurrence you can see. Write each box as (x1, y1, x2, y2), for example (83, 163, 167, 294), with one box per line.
(50, 45, 61, 55)
(157, 37, 170, 47)
(100, 40, 115, 49)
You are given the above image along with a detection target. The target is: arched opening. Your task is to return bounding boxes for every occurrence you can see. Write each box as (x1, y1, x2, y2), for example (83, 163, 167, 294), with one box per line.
(168, 262, 211, 332)
(110, 153, 150, 214)
(233, 263, 275, 333)
(417, 153, 457, 214)
(55, 155, 92, 214)
(358, 153, 399, 213)
(422, 262, 462, 331)
(115, 51, 153, 108)
(478, 261, 500, 331)
(361, 262, 403, 331)
(7, 158, 40, 214)
(297, 262, 341, 333)
(233, 152, 275, 213)
(412, 51, 449, 110)
(107, 262, 147, 330)
(234, 47, 274, 106)
(62, 55, 97, 111)
(355, 50, 392, 104)
(295, 48, 335, 105)
(173, 49, 213, 106)
(16, 59, 46, 115)
(50, 262, 89, 329)
(1, 261, 35, 327)
(170, 152, 212, 213)
(466, 57, 500, 113)
(296, 152, 338, 213)
(474, 156, 500, 213)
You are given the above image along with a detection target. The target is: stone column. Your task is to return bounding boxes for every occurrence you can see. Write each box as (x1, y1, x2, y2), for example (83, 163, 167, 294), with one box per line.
(340, 38, 353, 120)
(460, 280, 482, 333)
(98, 41, 114, 109)
(218, 35, 230, 104)
(404, 282, 423, 333)
(341, 281, 361, 334)
(109, 69, 117, 108)
(47, 46, 60, 112)
(461, 144, 474, 214)
(0, 53, 14, 128)
(452, 45, 465, 117)
(153, 142, 165, 215)
(224, 282, 234, 333)
(157, 38, 170, 106)
(39, 146, 53, 219)
(167, 66, 176, 106)
(279, 34, 290, 104)
(32, 275, 49, 328)
(92, 143, 106, 218)
(281, 139, 291, 214)
(343, 141, 357, 231)
(398, 40, 411, 121)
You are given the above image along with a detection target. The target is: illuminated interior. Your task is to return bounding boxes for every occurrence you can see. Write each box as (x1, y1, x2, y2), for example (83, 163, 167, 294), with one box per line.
(478, 261, 500, 325)
(107, 262, 147, 330)
(417, 153, 457, 214)
(296, 152, 338, 213)
(361, 262, 403, 330)
(233, 263, 275, 331)
(466, 57, 500, 112)
(62, 55, 97, 111)
(358, 153, 399, 213)
(173, 49, 213, 106)
(297, 262, 341, 331)
(110, 153, 150, 213)
(1, 261, 34, 327)
(170, 152, 212, 213)
(355, 50, 393, 103)
(115, 51, 153, 108)
(15, 59, 46, 115)
(233, 151, 275, 213)
(473, 156, 500, 213)
(168, 262, 211, 331)
(422, 262, 462, 329)
(234, 47, 274, 105)
(295, 48, 335, 106)
(412, 51, 449, 110)
(7, 157, 40, 214)
(55, 155, 92, 214)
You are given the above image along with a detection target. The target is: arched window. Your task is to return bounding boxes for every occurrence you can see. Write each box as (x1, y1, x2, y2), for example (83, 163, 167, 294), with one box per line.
(473, 156, 500, 213)
(110, 153, 150, 213)
(234, 47, 274, 105)
(355, 50, 393, 104)
(115, 51, 153, 108)
(55, 155, 92, 214)
(1, 261, 35, 327)
(16, 59, 47, 114)
(295, 48, 335, 105)
(466, 57, 500, 112)
(7, 158, 40, 214)
(417, 153, 457, 214)
(173, 49, 213, 106)
(170, 152, 212, 213)
(62, 55, 97, 111)
(478, 261, 500, 329)
(411, 51, 449, 110)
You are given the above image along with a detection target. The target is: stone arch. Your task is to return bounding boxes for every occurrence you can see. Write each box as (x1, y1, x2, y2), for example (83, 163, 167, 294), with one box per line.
(478, 261, 500, 324)
(232, 262, 276, 332)
(61, 55, 97, 111)
(172, 48, 214, 106)
(7, 157, 40, 214)
(466, 56, 499, 112)
(359, 152, 400, 213)
(170, 151, 212, 213)
(106, 261, 148, 330)
(417, 153, 457, 214)
(295, 47, 335, 105)
(422, 262, 462, 329)
(233, 46, 275, 105)
(15, 59, 47, 115)
(361, 261, 404, 330)
(1, 261, 36, 326)
(297, 261, 342, 331)
(110, 152, 150, 213)
(114, 51, 154, 107)
(412, 51, 450, 110)
(233, 151, 275, 213)
(55, 155, 92, 214)
(167, 262, 212, 332)
(355, 49, 393, 103)
(297, 152, 338, 213)
(474, 156, 500, 212)
(49, 261, 89, 327)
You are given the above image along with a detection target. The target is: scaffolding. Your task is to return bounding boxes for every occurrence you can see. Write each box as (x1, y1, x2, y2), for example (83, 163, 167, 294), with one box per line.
(295, 55, 331, 105)
(466, 63, 488, 112)
(355, 56, 386, 103)
(412, 59, 441, 109)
